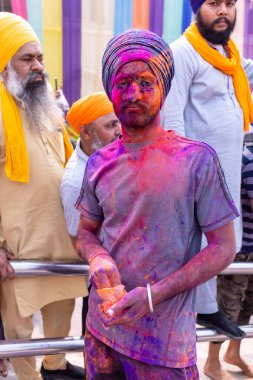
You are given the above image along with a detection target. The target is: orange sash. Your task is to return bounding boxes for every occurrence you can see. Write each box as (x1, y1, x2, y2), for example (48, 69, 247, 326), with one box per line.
(184, 22, 253, 131)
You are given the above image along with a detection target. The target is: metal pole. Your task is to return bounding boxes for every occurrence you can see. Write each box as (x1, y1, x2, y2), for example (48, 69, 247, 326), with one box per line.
(0, 326, 252, 358)
(0, 337, 84, 359)
(11, 261, 89, 276)
(9, 261, 253, 277)
(221, 262, 253, 275)
(196, 324, 253, 342)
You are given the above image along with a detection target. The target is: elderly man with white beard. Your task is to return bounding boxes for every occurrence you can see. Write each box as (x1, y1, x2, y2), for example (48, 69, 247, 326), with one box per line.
(0, 12, 87, 380)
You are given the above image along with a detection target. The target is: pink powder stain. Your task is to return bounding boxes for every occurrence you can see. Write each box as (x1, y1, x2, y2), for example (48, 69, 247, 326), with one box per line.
(126, 147, 174, 195)
(115, 49, 154, 79)
(111, 59, 163, 131)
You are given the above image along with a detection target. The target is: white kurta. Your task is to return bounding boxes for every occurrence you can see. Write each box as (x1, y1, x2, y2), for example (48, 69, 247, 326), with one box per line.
(60, 139, 89, 237)
(161, 36, 253, 313)
(161, 36, 253, 252)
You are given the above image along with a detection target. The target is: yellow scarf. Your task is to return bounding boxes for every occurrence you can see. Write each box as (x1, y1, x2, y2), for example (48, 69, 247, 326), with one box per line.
(184, 22, 253, 131)
(0, 81, 73, 183)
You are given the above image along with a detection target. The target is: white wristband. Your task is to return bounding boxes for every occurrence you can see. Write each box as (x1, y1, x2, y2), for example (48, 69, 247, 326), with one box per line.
(147, 283, 154, 313)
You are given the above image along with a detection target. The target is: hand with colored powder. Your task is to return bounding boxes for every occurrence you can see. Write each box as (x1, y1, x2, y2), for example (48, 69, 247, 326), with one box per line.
(97, 284, 127, 313)
(89, 254, 122, 290)
(99, 286, 151, 327)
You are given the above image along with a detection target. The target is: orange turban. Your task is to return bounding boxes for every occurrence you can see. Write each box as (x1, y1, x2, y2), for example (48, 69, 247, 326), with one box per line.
(0, 12, 39, 72)
(66, 92, 114, 134)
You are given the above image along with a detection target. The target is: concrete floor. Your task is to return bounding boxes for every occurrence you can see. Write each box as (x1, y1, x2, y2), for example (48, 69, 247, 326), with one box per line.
(2, 299, 253, 379)
(197, 337, 253, 379)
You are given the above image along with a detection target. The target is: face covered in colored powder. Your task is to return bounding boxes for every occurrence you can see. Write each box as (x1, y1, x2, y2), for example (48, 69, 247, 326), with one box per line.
(111, 61, 162, 130)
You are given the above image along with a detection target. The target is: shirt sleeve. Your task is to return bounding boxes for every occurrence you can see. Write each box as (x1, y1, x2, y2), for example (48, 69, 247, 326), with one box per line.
(60, 183, 81, 237)
(195, 152, 239, 233)
(161, 39, 197, 136)
(241, 56, 253, 86)
(75, 166, 104, 222)
(242, 159, 253, 200)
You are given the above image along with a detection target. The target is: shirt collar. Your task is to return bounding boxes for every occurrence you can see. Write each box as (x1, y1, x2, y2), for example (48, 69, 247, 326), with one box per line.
(76, 138, 89, 162)
(209, 41, 228, 57)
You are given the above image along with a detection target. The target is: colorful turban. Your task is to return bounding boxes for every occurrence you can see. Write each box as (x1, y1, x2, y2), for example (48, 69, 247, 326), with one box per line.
(66, 92, 114, 134)
(0, 12, 39, 72)
(102, 29, 174, 102)
(190, 0, 237, 13)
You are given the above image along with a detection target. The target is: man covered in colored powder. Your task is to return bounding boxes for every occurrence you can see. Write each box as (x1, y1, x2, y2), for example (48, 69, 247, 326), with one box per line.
(0, 12, 87, 380)
(76, 29, 238, 379)
(161, 0, 253, 378)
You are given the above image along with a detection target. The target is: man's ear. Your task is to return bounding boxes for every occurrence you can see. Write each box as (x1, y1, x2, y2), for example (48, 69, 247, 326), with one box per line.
(80, 125, 91, 140)
(1, 67, 8, 81)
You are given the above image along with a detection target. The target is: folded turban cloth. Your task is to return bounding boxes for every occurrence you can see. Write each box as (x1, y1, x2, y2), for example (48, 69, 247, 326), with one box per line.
(190, 0, 206, 13)
(0, 12, 39, 71)
(190, 0, 237, 13)
(66, 92, 114, 134)
(102, 29, 174, 103)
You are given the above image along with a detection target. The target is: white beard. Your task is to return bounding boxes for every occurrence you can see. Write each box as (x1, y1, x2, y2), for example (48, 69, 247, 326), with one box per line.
(4, 62, 63, 132)
(90, 130, 108, 152)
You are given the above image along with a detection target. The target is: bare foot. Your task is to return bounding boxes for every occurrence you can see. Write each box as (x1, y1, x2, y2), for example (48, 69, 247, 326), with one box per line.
(224, 353, 253, 377)
(204, 363, 236, 380)
(0, 358, 8, 377)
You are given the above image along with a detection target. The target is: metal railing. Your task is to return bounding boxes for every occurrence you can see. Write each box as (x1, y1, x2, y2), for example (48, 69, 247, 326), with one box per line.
(0, 325, 253, 359)
(0, 337, 84, 359)
(0, 261, 252, 359)
(11, 260, 89, 276)
(10, 260, 253, 276)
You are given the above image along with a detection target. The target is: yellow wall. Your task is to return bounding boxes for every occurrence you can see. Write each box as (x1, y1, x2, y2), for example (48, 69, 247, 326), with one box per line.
(42, 0, 62, 90)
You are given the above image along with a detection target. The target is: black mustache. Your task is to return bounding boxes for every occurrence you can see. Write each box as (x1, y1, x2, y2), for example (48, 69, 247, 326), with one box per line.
(121, 102, 146, 109)
(213, 17, 229, 25)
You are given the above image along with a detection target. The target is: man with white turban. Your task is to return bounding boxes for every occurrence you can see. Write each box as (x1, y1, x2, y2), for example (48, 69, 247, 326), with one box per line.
(0, 12, 87, 380)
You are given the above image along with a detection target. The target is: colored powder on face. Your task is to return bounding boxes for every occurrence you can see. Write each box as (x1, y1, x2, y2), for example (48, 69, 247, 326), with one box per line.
(102, 29, 174, 101)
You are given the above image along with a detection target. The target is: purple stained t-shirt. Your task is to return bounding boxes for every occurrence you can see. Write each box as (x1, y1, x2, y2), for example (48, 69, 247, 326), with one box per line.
(76, 130, 238, 368)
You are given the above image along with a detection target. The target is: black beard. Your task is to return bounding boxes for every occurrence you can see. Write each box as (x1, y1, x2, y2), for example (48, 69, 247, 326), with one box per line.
(117, 104, 159, 130)
(196, 11, 236, 45)
(120, 112, 156, 130)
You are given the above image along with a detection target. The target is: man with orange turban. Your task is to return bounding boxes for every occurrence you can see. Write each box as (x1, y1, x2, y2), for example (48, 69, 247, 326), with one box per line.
(61, 92, 121, 239)
(0, 12, 87, 380)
